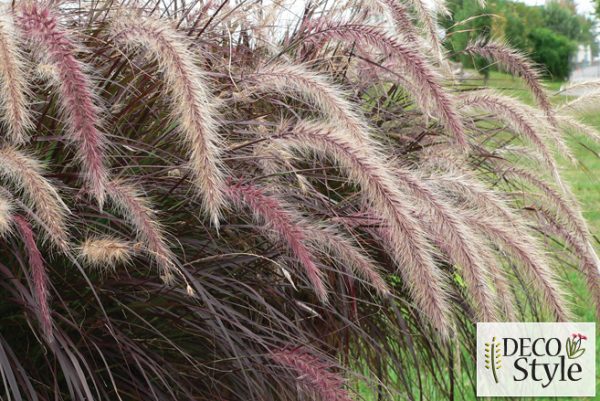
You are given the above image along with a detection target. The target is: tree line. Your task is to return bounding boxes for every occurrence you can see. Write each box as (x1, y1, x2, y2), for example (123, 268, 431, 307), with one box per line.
(443, 0, 597, 80)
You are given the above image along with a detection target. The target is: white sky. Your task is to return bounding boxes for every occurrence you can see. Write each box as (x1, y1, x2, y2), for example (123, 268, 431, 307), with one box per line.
(522, 0, 595, 15)
(573, 0, 594, 14)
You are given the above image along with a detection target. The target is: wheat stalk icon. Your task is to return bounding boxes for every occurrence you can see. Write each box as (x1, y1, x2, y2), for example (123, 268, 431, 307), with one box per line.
(485, 337, 502, 383)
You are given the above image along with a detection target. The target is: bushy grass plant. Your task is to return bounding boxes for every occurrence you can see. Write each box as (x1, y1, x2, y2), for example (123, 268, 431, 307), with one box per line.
(0, 1, 599, 400)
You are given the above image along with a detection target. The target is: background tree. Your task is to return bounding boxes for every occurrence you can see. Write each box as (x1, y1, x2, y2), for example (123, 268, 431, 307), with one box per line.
(528, 27, 576, 79)
(445, 0, 595, 80)
(443, 0, 493, 79)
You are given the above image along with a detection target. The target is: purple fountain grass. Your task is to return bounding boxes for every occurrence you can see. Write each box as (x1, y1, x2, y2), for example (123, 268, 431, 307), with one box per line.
(305, 20, 467, 149)
(372, 224, 453, 331)
(270, 347, 353, 401)
(253, 140, 315, 192)
(17, 3, 109, 207)
(493, 145, 550, 165)
(14, 215, 53, 342)
(424, 172, 521, 319)
(535, 208, 600, 320)
(465, 211, 570, 320)
(110, 15, 226, 228)
(225, 180, 328, 301)
(405, 0, 445, 61)
(426, 168, 578, 320)
(459, 90, 574, 165)
(426, 172, 518, 224)
(356, 56, 421, 95)
(0, 147, 69, 250)
(0, 191, 13, 235)
(557, 114, 600, 143)
(0, 10, 32, 144)
(333, 209, 455, 315)
(338, 205, 509, 318)
(79, 237, 135, 270)
(502, 164, 600, 300)
(304, 224, 391, 297)
(559, 90, 600, 115)
(464, 39, 556, 124)
(556, 80, 600, 99)
(276, 120, 452, 335)
(559, 79, 600, 92)
(107, 179, 178, 283)
(503, 165, 594, 248)
(394, 167, 498, 321)
(249, 62, 373, 144)
(364, 0, 419, 42)
(0, 2, 598, 400)
(418, 151, 570, 320)
(426, 157, 571, 320)
(478, 243, 517, 320)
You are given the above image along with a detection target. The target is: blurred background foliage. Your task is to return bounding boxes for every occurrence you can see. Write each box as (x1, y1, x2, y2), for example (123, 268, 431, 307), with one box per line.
(443, 0, 597, 80)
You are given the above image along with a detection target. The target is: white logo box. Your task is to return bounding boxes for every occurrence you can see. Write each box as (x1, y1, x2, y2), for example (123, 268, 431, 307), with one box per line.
(477, 322, 595, 397)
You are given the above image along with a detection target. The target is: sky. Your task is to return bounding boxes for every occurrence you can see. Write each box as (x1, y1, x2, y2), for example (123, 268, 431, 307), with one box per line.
(574, 0, 595, 14)
(522, 0, 595, 15)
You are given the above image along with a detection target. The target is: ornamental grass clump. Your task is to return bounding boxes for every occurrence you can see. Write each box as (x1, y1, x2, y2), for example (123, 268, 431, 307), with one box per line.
(0, 1, 598, 400)
(17, 3, 110, 207)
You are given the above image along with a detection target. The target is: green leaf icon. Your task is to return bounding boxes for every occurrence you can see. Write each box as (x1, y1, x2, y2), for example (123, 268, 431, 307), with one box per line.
(566, 336, 586, 359)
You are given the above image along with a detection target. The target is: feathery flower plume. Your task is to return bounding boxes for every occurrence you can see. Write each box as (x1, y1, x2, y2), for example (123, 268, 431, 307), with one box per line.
(425, 157, 572, 320)
(557, 114, 600, 143)
(356, 56, 420, 95)
(405, 0, 445, 60)
(304, 224, 391, 297)
(79, 237, 134, 270)
(557, 79, 600, 95)
(253, 140, 314, 193)
(465, 212, 570, 320)
(225, 181, 328, 301)
(426, 172, 517, 224)
(0, 147, 69, 250)
(17, 3, 109, 207)
(478, 243, 517, 320)
(306, 21, 467, 149)
(0, 191, 13, 235)
(14, 215, 53, 342)
(0, 9, 32, 143)
(503, 166, 593, 247)
(107, 180, 177, 283)
(424, 172, 520, 319)
(535, 208, 600, 320)
(394, 167, 497, 321)
(277, 121, 452, 335)
(249, 62, 373, 144)
(558, 90, 600, 115)
(338, 205, 510, 317)
(110, 15, 226, 227)
(464, 39, 555, 124)
(503, 165, 600, 291)
(363, 0, 419, 42)
(460, 90, 573, 164)
(270, 347, 353, 401)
